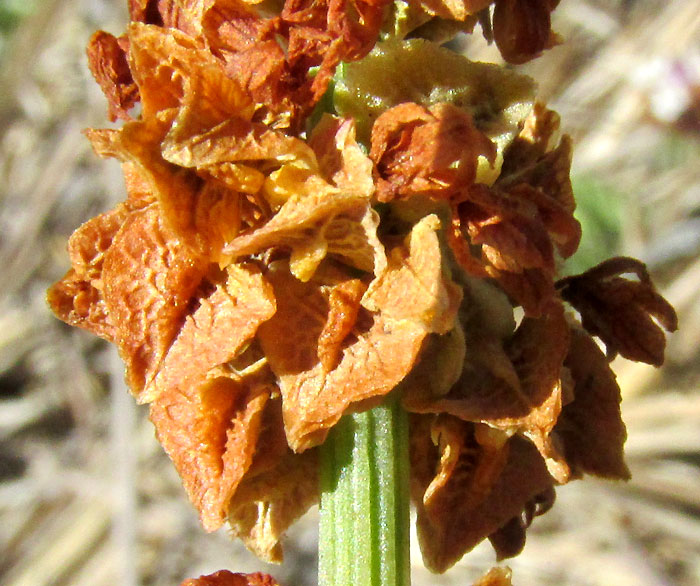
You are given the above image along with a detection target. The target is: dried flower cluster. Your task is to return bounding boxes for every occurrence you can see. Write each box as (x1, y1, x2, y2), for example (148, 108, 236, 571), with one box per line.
(182, 566, 512, 586)
(48, 0, 677, 583)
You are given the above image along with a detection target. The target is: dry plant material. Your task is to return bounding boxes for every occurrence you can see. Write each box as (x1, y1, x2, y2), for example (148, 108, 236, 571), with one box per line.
(557, 257, 679, 366)
(86, 31, 139, 122)
(492, 0, 561, 64)
(472, 566, 513, 586)
(181, 570, 281, 586)
(182, 566, 513, 585)
(370, 102, 496, 201)
(48, 0, 678, 582)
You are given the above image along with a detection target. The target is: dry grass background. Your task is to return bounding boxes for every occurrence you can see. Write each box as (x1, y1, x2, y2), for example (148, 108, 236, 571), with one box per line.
(0, 0, 699, 584)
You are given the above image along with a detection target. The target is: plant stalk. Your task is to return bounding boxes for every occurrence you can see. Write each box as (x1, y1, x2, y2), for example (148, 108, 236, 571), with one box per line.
(319, 394, 411, 586)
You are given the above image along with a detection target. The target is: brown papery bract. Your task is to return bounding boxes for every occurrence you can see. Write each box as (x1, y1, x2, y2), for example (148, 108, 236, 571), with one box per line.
(257, 260, 427, 451)
(556, 324, 630, 480)
(411, 415, 554, 573)
(406, 300, 571, 482)
(362, 214, 462, 334)
(557, 257, 678, 366)
(148, 264, 277, 530)
(471, 567, 513, 586)
(223, 191, 381, 281)
(448, 102, 581, 316)
(101, 206, 209, 399)
(228, 446, 319, 562)
(370, 102, 496, 202)
(86, 31, 139, 121)
(283, 0, 391, 100)
(48, 200, 209, 401)
(493, 0, 560, 64)
(181, 570, 281, 586)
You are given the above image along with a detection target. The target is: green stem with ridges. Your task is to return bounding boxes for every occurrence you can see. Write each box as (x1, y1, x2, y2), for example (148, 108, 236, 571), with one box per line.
(319, 393, 411, 586)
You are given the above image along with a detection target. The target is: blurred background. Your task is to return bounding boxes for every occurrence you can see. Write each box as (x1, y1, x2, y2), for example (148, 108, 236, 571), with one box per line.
(0, 0, 698, 584)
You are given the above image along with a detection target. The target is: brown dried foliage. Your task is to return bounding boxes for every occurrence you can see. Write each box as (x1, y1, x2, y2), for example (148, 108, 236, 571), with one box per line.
(411, 415, 554, 572)
(448, 104, 580, 316)
(558, 257, 678, 366)
(492, 0, 560, 64)
(370, 102, 496, 202)
(257, 216, 451, 452)
(181, 570, 281, 586)
(86, 31, 139, 121)
(472, 566, 513, 586)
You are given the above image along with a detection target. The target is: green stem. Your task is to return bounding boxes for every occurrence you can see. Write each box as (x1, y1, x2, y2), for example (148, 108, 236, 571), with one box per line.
(319, 394, 411, 586)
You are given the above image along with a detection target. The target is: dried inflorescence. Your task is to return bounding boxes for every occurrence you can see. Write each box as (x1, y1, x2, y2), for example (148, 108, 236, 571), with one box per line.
(48, 0, 677, 580)
(183, 566, 513, 586)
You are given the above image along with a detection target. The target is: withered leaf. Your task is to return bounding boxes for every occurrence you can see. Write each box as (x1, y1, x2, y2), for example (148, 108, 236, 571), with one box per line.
(411, 415, 554, 572)
(557, 256, 678, 366)
(102, 205, 208, 400)
(556, 324, 630, 480)
(363, 214, 462, 334)
(149, 264, 277, 530)
(180, 570, 282, 586)
(493, 0, 559, 65)
(86, 31, 139, 121)
(228, 448, 319, 563)
(370, 102, 496, 202)
(471, 566, 513, 586)
(258, 261, 427, 451)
